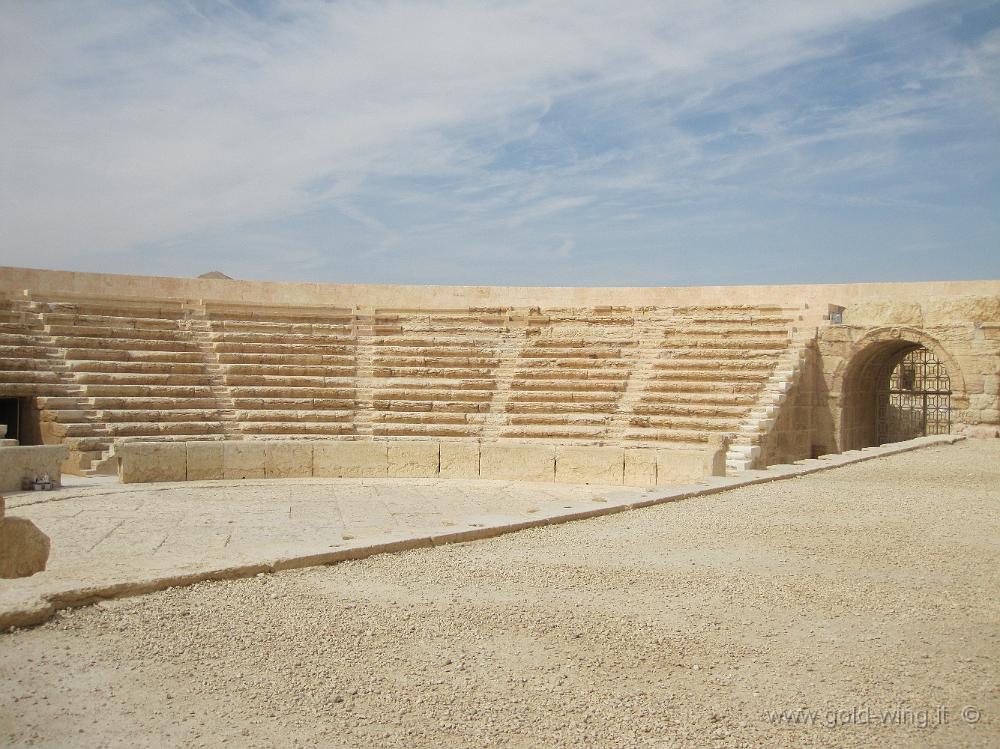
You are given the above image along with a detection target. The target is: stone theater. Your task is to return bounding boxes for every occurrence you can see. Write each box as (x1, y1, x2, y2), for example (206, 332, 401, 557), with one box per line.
(0, 266, 996, 488)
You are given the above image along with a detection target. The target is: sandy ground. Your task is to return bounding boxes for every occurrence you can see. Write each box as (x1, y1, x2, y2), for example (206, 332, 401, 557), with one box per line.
(1, 439, 998, 748)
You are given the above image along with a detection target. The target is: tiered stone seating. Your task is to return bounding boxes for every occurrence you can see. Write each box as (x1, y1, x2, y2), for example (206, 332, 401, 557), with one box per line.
(502, 308, 637, 442)
(203, 303, 357, 437)
(32, 295, 225, 460)
(368, 309, 507, 438)
(2, 285, 805, 472)
(625, 305, 798, 447)
(0, 299, 63, 398)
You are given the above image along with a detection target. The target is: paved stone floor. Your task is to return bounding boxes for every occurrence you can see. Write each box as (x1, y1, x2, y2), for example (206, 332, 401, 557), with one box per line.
(0, 434, 963, 628)
(0, 476, 637, 620)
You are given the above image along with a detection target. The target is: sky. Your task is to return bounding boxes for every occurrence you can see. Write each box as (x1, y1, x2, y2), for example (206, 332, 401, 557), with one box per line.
(1, 0, 998, 287)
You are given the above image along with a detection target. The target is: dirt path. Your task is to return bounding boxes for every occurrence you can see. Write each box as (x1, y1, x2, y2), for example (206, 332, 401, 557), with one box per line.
(1, 439, 998, 748)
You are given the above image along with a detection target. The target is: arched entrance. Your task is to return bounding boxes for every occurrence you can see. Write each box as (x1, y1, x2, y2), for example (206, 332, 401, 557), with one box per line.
(837, 330, 962, 451)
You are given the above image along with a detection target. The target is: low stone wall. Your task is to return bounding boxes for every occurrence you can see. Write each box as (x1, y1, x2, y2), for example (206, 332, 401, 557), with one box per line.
(0, 445, 70, 492)
(117, 439, 728, 487)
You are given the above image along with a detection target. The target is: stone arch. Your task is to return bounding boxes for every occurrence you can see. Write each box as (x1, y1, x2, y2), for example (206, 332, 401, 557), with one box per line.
(835, 327, 967, 450)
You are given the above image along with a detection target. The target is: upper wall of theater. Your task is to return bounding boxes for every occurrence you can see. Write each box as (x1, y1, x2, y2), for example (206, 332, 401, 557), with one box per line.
(1, 266, 998, 314)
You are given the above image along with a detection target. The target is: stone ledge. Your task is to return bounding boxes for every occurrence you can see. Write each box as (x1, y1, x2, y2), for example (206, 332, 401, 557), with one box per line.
(119, 438, 722, 487)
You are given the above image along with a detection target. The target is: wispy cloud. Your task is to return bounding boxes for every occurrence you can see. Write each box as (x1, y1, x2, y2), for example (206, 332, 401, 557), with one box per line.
(0, 0, 997, 284)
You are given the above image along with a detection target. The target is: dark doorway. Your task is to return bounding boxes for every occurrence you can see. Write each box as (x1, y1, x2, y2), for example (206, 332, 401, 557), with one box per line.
(0, 398, 19, 442)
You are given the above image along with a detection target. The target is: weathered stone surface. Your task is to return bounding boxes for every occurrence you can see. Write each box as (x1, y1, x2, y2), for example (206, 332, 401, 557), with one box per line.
(705, 435, 729, 477)
(314, 441, 388, 478)
(0, 445, 69, 492)
(224, 441, 266, 480)
(187, 442, 224, 480)
(843, 301, 923, 327)
(624, 448, 657, 487)
(119, 443, 187, 483)
(264, 441, 313, 478)
(655, 449, 707, 485)
(963, 424, 1000, 439)
(926, 295, 1000, 324)
(480, 444, 555, 482)
(439, 441, 480, 479)
(555, 446, 624, 485)
(0, 516, 51, 578)
(387, 441, 439, 478)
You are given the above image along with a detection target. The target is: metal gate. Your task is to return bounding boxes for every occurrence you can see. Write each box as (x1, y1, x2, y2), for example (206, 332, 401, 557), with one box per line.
(876, 347, 951, 443)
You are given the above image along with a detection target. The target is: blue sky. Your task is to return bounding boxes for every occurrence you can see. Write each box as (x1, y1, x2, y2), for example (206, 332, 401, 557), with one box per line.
(1, 0, 998, 286)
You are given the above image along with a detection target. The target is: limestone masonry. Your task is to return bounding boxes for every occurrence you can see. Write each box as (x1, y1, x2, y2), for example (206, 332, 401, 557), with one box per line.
(0, 267, 997, 484)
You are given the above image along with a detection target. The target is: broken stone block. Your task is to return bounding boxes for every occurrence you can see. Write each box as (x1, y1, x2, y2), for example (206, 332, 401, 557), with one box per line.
(0, 516, 51, 578)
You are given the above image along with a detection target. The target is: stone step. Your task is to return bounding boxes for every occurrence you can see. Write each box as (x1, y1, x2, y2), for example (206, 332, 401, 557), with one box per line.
(73, 372, 212, 386)
(40, 312, 178, 331)
(238, 422, 356, 435)
(69, 360, 207, 375)
(50, 336, 197, 352)
(372, 356, 499, 369)
(223, 374, 357, 387)
(233, 409, 353, 423)
(95, 409, 228, 423)
(228, 386, 356, 399)
(372, 367, 496, 380)
(372, 389, 493, 403)
(506, 400, 618, 413)
(44, 324, 185, 341)
(231, 397, 355, 410)
(212, 341, 353, 354)
(500, 425, 612, 440)
(216, 353, 353, 366)
(372, 424, 480, 438)
(510, 380, 627, 393)
(208, 320, 354, 334)
(209, 332, 355, 345)
(373, 400, 489, 414)
(81, 384, 216, 397)
(630, 414, 741, 430)
(374, 412, 486, 426)
(0, 369, 59, 383)
(89, 396, 219, 409)
(64, 348, 204, 364)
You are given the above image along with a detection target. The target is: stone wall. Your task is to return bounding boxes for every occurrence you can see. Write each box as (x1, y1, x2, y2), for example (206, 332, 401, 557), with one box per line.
(117, 438, 728, 487)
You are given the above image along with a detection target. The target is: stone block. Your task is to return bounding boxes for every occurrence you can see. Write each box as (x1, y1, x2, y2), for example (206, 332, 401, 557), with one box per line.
(655, 449, 707, 485)
(314, 441, 388, 478)
(187, 441, 223, 480)
(555, 446, 624, 485)
(705, 435, 729, 477)
(439, 441, 480, 479)
(265, 441, 313, 478)
(224, 441, 266, 480)
(222, 440, 265, 479)
(0, 517, 50, 578)
(624, 448, 657, 487)
(0, 444, 69, 491)
(119, 442, 187, 484)
(387, 441, 439, 478)
(480, 443, 554, 482)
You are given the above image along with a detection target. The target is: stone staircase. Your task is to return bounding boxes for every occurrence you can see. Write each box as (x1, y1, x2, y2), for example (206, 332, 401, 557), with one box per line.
(725, 339, 812, 472)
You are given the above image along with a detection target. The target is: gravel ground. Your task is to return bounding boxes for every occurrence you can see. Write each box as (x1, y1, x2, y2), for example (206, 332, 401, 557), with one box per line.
(1, 439, 998, 748)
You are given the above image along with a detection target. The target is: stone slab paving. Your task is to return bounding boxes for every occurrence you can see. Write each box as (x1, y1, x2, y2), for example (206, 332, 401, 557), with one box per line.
(0, 434, 964, 628)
